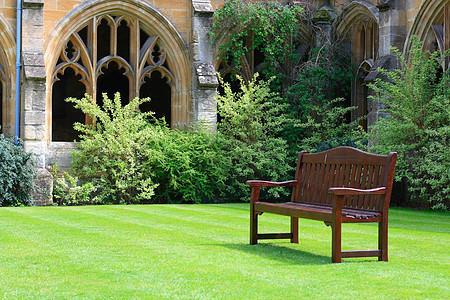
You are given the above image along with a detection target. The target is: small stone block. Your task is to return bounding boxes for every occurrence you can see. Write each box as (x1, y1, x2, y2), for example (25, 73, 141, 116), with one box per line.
(195, 63, 218, 87)
(193, 3, 214, 14)
(23, 52, 46, 79)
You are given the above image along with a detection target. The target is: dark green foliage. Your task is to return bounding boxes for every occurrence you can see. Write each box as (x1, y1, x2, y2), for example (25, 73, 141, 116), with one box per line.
(212, 0, 362, 158)
(368, 36, 450, 210)
(0, 135, 36, 206)
(142, 121, 228, 204)
(296, 98, 367, 153)
(281, 44, 360, 155)
(286, 44, 353, 118)
(217, 74, 292, 199)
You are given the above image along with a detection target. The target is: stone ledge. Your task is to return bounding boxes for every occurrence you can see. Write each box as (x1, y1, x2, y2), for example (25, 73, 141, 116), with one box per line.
(364, 54, 398, 82)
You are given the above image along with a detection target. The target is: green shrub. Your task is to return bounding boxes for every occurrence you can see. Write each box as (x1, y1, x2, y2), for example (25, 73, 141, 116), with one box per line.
(67, 93, 157, 204)
(51, 165, 97, 206)
(368, 36, 450, 210)
(143, 122, 229, 203)
(296, 98, 367, 153)
(0, 135, 36, 206)
(216, 74, 292, 199)
(281, 43, 356, 155)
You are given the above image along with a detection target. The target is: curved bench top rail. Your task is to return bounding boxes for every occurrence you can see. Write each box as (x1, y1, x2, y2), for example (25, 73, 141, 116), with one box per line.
(301, 146, 390, 166)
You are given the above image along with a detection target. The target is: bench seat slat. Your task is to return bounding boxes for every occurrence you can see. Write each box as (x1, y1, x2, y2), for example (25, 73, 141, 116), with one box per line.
(255, 201, 381, 222)
(255, 202, 333, 222)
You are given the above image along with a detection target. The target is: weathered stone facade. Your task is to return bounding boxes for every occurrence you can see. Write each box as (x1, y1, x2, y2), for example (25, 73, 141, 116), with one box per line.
(0, 0, 448, 205)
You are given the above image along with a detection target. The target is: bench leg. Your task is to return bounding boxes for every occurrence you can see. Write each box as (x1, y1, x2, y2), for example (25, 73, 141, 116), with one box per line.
(291, 217, 298, 243)
(250, 211, 258, 245)
(250, 187, 260, 245)
(378, 219, 388, 261)
(332, 220, 342, 263)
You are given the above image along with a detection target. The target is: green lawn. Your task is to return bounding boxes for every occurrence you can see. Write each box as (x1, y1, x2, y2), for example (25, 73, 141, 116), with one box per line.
(0, 204, 448, 299)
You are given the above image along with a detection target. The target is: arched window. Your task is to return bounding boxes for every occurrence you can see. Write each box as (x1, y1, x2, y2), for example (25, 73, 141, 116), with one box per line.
(51, 15, 174, 141)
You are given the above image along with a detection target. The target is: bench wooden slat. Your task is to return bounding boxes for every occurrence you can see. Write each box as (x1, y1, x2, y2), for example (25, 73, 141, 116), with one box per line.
(324, 163, 333, 203)
(255, 202, 334, 222)
(255, 201, 381, 220)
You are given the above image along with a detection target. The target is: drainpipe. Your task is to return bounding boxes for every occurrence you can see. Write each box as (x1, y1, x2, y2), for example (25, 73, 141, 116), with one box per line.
(15, 0, 22, 144)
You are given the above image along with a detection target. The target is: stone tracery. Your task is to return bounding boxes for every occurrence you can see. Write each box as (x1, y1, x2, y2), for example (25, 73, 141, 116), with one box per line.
(51, 14, 175, 141)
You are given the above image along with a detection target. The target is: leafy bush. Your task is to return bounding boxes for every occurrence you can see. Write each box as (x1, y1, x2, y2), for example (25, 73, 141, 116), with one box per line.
(280, 43, 357, 155)
(211, 0, 361, 158)
(0, 135, 36, 206)
(67, 93, 228, 204)
(142, 122, 228, 203)
(296, 98, 367, 153)
(368, 36, 450, 210)
(51, 165, 97, 206)
(216, 74, 292, 199)
(67, 93, 158, 204)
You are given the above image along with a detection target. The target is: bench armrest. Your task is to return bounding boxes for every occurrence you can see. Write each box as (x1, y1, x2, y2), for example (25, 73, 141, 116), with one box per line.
(246, 180, 297, 188)
(328, 187, 386, 196)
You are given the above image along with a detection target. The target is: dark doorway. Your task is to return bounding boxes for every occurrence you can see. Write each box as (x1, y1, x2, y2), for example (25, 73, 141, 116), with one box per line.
(52, 68, 86, 141)
(139, 71, 171, 125)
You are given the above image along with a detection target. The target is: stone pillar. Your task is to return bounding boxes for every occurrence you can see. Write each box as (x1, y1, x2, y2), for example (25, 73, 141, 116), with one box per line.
(312, 1, 337, 46)
(21, 0, 52, 205)
(191, 0, 219, 129)
(377, 0, 407, 56)
(364, 0, 406, 128)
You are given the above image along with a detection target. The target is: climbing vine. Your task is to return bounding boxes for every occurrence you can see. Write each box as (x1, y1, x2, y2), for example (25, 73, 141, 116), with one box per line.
(211, 0, 306, 86)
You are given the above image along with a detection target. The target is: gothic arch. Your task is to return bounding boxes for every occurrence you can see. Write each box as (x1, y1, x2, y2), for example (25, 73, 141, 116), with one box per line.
(405, 0, 449, 69)
(334, 1, 379, 131)
(45, 0, 191, 142)
(334, 1, 379, 39)
(0, 15, 16, 135)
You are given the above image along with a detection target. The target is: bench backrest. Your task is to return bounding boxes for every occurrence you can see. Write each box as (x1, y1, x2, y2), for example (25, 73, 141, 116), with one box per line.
(292, 147, 397, 212)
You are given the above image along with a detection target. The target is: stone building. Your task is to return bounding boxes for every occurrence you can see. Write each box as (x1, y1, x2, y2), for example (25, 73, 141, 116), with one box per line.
(0, 0, 448, 205)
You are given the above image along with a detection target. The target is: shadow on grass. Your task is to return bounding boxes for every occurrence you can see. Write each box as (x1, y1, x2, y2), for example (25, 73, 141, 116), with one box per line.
(219, 243, 330, 265)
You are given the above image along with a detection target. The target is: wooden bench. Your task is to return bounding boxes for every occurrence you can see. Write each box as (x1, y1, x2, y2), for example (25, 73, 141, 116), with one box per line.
(247, 146, 397, 263)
